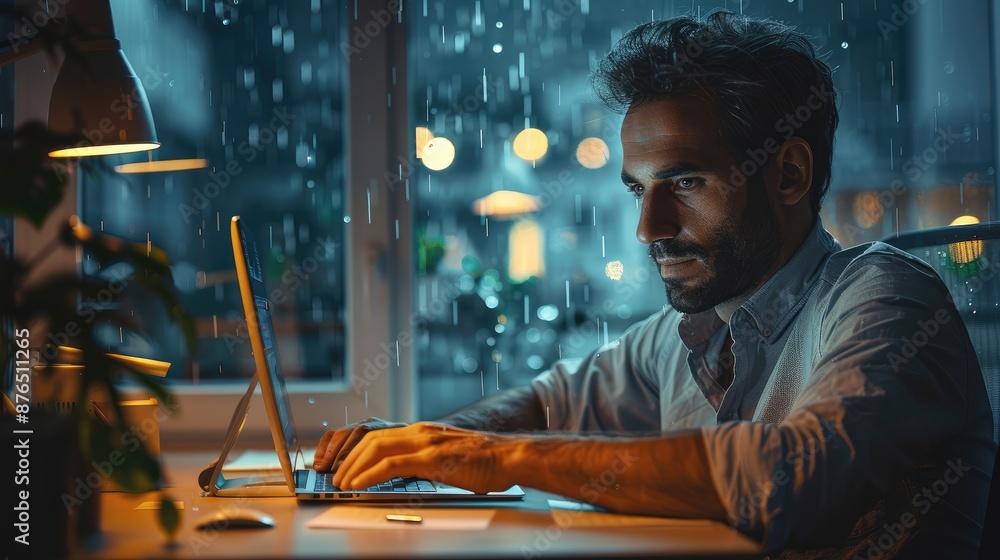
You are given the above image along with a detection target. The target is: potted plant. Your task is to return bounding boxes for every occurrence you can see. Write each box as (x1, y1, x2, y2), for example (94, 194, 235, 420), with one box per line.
(1, 15, 196, 554)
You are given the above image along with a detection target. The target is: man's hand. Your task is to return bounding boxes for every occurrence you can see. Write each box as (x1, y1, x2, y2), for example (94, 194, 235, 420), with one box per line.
(313, 417, 408, 472)
(332, 422, 515, 494)
(325, 422, 725, 522)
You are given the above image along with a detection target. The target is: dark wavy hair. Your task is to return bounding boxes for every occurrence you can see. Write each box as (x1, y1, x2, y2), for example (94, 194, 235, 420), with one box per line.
(592, 10, 838, 217)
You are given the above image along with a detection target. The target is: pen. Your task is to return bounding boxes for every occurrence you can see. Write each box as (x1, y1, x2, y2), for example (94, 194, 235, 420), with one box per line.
(386, 514, 422, 523)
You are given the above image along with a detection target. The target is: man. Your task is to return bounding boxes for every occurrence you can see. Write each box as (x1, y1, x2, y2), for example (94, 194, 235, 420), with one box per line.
(315, 11, 996, 558)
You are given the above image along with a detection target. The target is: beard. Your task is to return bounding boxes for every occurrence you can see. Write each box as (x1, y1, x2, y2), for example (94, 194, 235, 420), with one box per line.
(649, 181, 784, 314)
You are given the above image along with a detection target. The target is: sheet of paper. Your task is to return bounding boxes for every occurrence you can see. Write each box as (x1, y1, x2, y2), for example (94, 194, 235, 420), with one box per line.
(224, 448, 316, 473)
(307, 506, 495, 530)
(547, 500, 713, 528)
(134, 501, 184, 510)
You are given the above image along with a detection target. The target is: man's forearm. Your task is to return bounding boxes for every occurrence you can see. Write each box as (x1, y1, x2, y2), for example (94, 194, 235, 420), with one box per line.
(437, 385, 547, 432)
(500, 429, 728, 519)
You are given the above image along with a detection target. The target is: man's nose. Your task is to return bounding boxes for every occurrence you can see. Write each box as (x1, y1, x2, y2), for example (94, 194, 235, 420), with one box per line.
(635, 194, 679, 245)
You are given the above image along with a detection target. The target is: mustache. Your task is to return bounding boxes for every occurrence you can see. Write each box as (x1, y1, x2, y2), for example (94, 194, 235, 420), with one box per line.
(649, 239, 708, 262)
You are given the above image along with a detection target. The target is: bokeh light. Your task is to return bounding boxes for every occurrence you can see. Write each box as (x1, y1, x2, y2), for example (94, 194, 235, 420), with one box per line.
(949, 216, 983, 264)
(422, 137, 455, 170)
(852, 192, 885, 229)
(576, 137, 610, 169)
(512, 128, 548, 161)
(605, 260, 624, 281)
(415, 127, 434, 158)
(508, 219, 545, 283)
(536, 304, 559, 322)
(473, 190, 541, 219)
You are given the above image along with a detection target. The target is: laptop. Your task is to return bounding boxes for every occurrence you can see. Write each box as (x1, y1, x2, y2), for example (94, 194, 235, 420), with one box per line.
(201, 215, 524, 501)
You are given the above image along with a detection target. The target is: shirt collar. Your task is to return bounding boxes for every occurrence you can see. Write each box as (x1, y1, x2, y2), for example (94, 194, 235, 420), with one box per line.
(677, 217, 841, 350)
(677, 306, 726, 349)
(737, 216, 841, 343)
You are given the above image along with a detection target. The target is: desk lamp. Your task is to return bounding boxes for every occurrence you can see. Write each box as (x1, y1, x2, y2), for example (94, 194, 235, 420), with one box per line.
(1, 0, 161, 348)
(1, 0, 159, 157)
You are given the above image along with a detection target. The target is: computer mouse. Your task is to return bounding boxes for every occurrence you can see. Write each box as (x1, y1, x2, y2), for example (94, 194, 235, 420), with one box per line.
(194, 508, 276, 530)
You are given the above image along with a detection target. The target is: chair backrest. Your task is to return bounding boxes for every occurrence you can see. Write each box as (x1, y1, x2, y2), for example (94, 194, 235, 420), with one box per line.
(880, 221, 1000, 560)
(881, 221, 1000, 443)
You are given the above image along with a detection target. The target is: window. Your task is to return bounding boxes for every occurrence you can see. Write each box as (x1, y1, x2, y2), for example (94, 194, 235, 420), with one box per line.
(87, 0, 348, 384)
(72, 1, 411, 441)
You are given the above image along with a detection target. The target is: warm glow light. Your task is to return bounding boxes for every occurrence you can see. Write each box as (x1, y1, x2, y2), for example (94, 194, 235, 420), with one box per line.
(473, 190, 541, 219)
(67, 214, 93, 242)
(508, 219, 545, 283)
(576, 137, 610, 169)
(513, 128, 548, 161)
(422, 137, 455, 171)
(949, 215, 983, 264)
(415, 127, 434, 158)
(852, 192, 885, 229)
(951, 215, 981, 226)
(115, 158, 208, 174)
(605, 260, 624, 281)
(49, 142, 161, 158)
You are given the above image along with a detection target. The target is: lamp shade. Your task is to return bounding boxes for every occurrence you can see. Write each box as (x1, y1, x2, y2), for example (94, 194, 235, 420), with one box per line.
(46, 1, 158, 157)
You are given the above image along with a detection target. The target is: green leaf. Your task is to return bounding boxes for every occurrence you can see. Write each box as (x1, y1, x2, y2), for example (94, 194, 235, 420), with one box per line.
(0, 121, 84, 227)
(158, 496, 181, 541)
(59, 219, 199, 352)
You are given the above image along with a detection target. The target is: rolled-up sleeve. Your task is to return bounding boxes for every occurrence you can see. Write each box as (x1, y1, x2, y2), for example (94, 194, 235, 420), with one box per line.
(531, 313, 668, 433)
(701, 254, 994, 551)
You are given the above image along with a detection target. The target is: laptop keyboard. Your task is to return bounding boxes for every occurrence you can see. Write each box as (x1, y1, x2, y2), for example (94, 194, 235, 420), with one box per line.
(313, 473, 437, 493)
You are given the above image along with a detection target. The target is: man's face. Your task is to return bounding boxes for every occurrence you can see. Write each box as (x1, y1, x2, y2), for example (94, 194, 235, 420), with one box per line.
(620, 96, 784, 314)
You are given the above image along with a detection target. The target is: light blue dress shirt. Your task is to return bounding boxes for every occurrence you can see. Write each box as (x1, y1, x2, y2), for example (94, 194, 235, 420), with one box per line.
(531, 218, 995, 558)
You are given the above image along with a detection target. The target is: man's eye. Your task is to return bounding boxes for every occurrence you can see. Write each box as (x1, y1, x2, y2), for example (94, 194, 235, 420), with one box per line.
(626, 184, 645, 199)
(675, 177, 702, 191)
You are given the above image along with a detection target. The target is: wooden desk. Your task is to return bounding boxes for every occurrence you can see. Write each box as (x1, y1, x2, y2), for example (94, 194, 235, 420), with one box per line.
(80, 450, 762, 559)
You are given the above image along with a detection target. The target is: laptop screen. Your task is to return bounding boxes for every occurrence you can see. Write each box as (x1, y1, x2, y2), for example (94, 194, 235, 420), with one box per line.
(233, 217, 299, 466)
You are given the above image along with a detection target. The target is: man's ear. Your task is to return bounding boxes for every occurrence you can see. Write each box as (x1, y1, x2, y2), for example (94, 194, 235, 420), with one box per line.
(767, 137, 813, 207)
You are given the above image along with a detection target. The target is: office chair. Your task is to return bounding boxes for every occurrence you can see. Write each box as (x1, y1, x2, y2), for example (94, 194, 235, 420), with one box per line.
(880, 220, 1000, 560)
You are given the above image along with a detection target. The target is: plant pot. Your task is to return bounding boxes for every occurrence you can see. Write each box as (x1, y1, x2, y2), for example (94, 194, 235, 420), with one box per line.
(2, 412, 101, 559)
